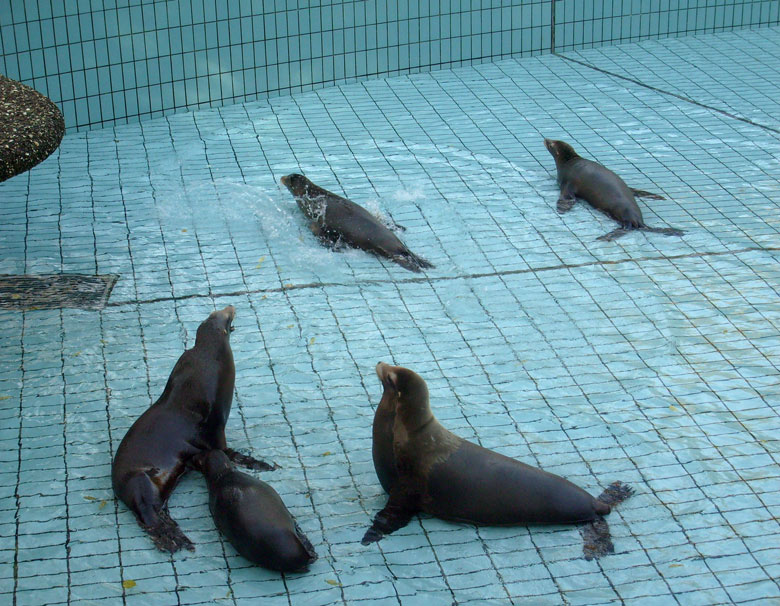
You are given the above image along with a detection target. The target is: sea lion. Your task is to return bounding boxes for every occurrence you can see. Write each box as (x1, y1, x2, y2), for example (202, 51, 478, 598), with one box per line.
(544, 138, 684, 241)
(200, 449, 317, 572)
(280, 173, 434, 273)
(363, 362, 633, 559)
(111, 306, 276, 553)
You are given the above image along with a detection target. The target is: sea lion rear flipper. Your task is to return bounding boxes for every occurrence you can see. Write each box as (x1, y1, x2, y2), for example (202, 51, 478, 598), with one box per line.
(556, 189, 577, 214)
(630, 188, 665, 200)
(597, 227, 631, 241)
(641, 226, 685, 237)
(293, 521, 319, 562)
(361, 493, 418, 545)
(224, 447, 279, 471)
(580, 516, 613, 560)
(596, 481, 634, 509)
(391, 250, 434, 273)
(580, 481, 634, 560)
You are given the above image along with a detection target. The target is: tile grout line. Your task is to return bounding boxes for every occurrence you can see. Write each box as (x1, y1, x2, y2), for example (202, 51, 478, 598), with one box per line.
(555, 53, 780, 135)
(104, 245, 780, 308)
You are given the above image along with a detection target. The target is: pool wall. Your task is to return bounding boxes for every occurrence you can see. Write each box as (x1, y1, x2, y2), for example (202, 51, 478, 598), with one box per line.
(1, 0, 778, 132)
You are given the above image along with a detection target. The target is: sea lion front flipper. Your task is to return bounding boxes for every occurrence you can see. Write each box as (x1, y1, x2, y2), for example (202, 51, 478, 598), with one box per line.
(293, 521, 319, 562)
(122, 472, 195, 553)
(556, 187, 577, 214)
(597, 227, 631, 241)
(361, 491, 418, 545)
(309, 222, 345, 250)
(641, 226, 685, 237)
(630, 188, 665, 200)
(144, 507, 195, 553)
(223, 447, 279, 471)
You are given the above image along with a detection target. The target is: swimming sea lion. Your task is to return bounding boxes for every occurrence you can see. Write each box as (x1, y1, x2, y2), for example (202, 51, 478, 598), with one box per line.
(200, 449, 317, 572)
(544, 138, 684, 241)
(280, 174, 434, 272)
(364, 362, 633, 559)
(111, 306, 276, 553)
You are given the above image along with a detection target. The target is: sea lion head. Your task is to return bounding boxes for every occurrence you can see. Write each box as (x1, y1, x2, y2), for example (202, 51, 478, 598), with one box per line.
(376, 362, 433, 431)
(544, 139, 579, 166)
(280, 173, 312, 197)
(196, 305, 236, 346)
(201, 449, 233, 482)
(281, 173, 329, 222)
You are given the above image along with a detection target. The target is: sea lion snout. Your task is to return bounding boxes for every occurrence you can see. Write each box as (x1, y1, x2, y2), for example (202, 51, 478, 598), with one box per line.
(209, 305, 236, 332)
(280, 173, 307, 193)
(544, 138, 561, 155)
(375, 362, 397, 390)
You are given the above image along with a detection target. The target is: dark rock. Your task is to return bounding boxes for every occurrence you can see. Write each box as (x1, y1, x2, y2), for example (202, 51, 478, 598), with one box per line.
(0, 75, 65, 182)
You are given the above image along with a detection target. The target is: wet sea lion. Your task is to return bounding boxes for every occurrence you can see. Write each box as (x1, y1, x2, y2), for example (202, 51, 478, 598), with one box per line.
(280, 173, 434, 272)
(364, 362, 633, 559)
(111, 306, 276, 553)
(200, 449, 317, 572)
(544, 138, 684, 241)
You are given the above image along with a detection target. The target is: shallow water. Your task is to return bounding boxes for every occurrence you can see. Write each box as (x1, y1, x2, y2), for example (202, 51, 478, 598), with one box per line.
(1, 27, 779, 606)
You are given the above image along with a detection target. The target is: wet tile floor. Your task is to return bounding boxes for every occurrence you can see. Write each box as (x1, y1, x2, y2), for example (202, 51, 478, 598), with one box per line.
(0, 26, 778, 606)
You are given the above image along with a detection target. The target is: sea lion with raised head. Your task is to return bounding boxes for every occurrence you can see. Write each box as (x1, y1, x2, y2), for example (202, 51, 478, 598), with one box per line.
(363, 362, 633, 559)
(200, 449, 317, 572)
(280, 173, 434, 272)
(544, 138, 684, 241)
(111, 306, 277, 553)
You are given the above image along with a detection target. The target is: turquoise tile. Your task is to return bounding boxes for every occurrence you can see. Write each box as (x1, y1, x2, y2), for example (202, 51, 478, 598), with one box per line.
(1, 37, 780, 606)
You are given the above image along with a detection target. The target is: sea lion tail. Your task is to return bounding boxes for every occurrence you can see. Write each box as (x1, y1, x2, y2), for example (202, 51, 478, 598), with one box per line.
(580, 481, 634, 560)
(642, 226, 685, 237)
(143, 509, 195, 553)
(392, 250, 434, 273)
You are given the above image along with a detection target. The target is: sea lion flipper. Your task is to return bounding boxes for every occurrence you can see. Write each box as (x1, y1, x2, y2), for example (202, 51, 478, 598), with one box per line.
(310, 222, 345, 250)
(556, 189, 577, 214)
(597, 227, 631, 241)
(391, 250, 434, 273)
(641, 226, 685, 237)
(144, 508, 195, 553)
(630, 188, 665, 200)
(596, 481, 634, 508)
(293, 521, 319, 562)
(362, 493, 417, 545)
(224, 447, 279, 471)
(580, 516, 614, 560)
(580, 481, 634, 560)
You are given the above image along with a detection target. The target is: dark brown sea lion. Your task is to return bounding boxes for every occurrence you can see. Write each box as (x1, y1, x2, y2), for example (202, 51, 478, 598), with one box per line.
(280, 173, 434, 272)
(111, 306, 276, 553)
(200, 449, 317, 572)
(544, 138, 684, 241)
(364, 362, 633, 559)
